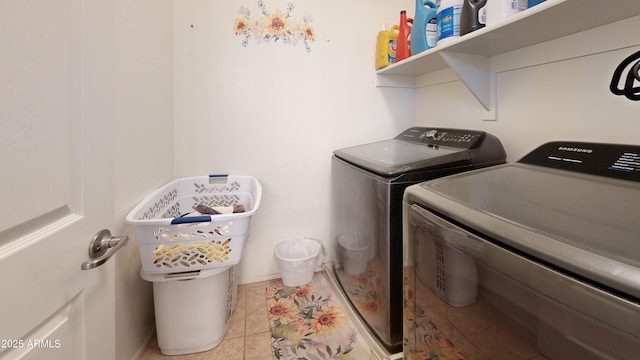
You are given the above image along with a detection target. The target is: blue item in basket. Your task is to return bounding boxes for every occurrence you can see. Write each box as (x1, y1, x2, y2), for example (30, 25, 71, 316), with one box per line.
(170, 215, 212, 224)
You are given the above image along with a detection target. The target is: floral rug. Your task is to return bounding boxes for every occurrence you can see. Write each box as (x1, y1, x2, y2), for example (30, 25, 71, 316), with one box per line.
(266, 273, 374, 360)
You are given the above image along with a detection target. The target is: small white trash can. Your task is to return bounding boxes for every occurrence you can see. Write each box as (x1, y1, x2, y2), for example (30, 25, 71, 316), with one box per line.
(274, 238, 323, 287)
(141, 266, 238, 355)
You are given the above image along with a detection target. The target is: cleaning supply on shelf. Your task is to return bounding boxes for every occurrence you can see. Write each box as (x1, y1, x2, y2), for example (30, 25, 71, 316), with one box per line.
(485, 0, 528, 27)
(410, 0, 438, 55)
(375, 24, 399, 70)
(528, 0, 546, 7)
(460, 0, 487, 35)
(437, 0, 463, 45)
(396, 10, 413, 62)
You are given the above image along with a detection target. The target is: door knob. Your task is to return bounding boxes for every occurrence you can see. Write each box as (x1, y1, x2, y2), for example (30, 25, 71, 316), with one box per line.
(81, 229, 129, 270)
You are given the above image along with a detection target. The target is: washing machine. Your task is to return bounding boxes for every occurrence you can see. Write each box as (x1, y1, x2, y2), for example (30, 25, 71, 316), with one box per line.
(330, 127, 506, 353)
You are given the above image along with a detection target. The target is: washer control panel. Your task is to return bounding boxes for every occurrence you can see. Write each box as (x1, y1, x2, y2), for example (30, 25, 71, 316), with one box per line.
(396, 127, 486, 148)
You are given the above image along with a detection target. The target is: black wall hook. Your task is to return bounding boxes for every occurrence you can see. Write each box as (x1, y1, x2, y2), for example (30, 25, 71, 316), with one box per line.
(610, 49, 640, 101)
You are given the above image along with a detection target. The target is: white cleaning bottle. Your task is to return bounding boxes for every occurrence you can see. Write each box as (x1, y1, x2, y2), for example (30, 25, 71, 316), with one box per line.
(485, 0, 528, 27)
(437, 0, 464, 46)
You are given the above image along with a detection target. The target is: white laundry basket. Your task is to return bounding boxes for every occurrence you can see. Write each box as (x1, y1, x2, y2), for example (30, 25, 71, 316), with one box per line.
(274, 238, 323, 287)
(126, 174, 262, 274)
(129, 175, 259, 355)
(141, 266, 238, 355)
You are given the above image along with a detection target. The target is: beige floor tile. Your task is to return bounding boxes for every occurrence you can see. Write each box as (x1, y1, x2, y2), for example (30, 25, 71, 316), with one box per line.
(200, 336, 245, 360)
(226, 303, 246, 339)
(245, 280, 269, 306)
(245, 281, 271, 335)
(244, 332, 273, 360)
(246, 304, 270, 335)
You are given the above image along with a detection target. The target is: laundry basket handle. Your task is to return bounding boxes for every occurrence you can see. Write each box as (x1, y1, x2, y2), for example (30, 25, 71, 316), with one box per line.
(170, 215, 212, 225)
(208, 173, 229, 184)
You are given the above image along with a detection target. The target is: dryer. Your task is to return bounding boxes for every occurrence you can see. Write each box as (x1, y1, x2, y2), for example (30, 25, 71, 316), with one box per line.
(404, 141, 640, 359)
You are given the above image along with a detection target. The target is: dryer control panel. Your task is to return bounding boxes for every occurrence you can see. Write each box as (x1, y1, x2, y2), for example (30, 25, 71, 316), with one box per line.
(520, 141, 640, 183)
(396, 127, 486, 148)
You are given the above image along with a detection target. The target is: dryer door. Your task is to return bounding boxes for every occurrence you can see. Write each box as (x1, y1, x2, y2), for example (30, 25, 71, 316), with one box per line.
(403, 204, 640, 360)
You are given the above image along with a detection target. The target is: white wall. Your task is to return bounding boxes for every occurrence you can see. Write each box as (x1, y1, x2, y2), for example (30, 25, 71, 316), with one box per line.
(173, 0, 415, 283)
(415, 15, 640, 161)
(108, 3, 640, 358)
(173, 2, 640, 286)
(113, 1, 174, 359)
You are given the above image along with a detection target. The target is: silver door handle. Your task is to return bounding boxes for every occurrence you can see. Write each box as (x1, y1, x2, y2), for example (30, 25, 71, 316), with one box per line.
(81, 229, 129, 270)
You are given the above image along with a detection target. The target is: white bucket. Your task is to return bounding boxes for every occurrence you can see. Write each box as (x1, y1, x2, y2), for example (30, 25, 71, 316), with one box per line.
(338, 232, 371, 275)
(274, 238, 323, 287)
(140, 266, 237, 355)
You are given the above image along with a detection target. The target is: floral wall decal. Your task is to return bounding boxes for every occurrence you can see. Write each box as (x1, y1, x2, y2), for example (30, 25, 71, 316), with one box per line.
(234, 1, 315, 52)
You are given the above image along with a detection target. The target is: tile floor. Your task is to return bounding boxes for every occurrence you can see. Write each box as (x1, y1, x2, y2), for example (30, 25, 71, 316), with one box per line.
(139, 280, 273, 360)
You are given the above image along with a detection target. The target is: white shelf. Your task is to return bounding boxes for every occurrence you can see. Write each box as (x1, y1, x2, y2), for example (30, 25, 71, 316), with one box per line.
(376, 0, 640, 110)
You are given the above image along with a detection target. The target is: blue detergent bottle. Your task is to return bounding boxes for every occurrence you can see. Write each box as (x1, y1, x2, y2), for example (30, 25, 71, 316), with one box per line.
(410, 0, 438, 55)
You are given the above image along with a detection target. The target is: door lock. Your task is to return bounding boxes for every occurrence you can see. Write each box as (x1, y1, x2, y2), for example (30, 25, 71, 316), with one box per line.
(81, 229, 129, 270)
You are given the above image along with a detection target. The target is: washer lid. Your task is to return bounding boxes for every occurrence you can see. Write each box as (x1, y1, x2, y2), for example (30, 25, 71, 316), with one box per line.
(415, 162, 640, 299)
(334, 127, 505, 176)
(334, 139, 471, 176)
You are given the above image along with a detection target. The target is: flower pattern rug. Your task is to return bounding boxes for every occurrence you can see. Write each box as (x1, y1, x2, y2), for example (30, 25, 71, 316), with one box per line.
(266, 273, 374, 360)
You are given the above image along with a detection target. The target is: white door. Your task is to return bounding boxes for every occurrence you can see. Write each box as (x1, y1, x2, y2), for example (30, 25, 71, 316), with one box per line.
(0, 1, 118, 359)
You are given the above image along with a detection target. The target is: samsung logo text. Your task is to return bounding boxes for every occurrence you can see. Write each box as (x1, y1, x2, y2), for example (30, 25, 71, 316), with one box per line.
(558, 147, 593, 153)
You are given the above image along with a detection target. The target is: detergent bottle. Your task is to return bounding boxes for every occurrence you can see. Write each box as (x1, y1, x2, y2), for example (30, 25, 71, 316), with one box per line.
(375, 24, 399, 70)
(396, 10, 413, 62)
(528, 0, 546, 7)
(437, 0, 463, 45)
(410, 0, 438, 55)
(485, 0, 527, 26)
